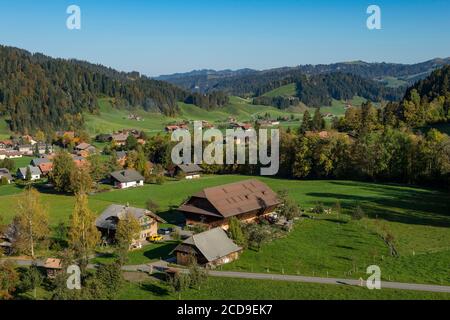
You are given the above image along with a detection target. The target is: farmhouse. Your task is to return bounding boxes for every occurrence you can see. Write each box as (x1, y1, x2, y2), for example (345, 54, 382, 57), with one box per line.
(17, 166, 41, 180)
(110, 169, 144, 189)
(41, 258, 63, 279)
(111, 133, 129, 146)
(178, 179, 281, 228)
(75, 142, 96, 156)
(96, 204, 166, 246)
(173, 164, 203, 179)
(173, 227, 242, 268)
(0, 168, 13, 183)
(38, 162, 53, 176)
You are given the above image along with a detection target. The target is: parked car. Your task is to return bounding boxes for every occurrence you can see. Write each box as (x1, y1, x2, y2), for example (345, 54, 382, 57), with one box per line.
(148, 235, 163, 242)
(158, 228, 172, 235)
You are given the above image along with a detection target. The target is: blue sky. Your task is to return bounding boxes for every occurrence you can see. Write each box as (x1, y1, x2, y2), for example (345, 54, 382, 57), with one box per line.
(0, 0, 449, 76)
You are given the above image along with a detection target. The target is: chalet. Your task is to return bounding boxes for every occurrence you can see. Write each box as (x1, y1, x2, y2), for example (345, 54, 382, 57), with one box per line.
(173, 164, 203, 179)
(96, 204, 166, 246)
(165, 123, 189, 133)
(173, 227, 242, 268)
(75, 143, 96, 157)
(31, 156, 52, 167)
(0, 168, 13, 183)
(4, 150, 22, 159)
(178, 179, 281, 228)
(72, 155, 88, 168)
(42, 258, 63, 278)
(17, 144, 33, 156)
(110, 169, 144, 189)
(0, 140, 14, 149)
(17, 166, 41, 181)
(38, 162, 53, 176)
(111, 133, 129, 146)
(31, 142, 53, 155)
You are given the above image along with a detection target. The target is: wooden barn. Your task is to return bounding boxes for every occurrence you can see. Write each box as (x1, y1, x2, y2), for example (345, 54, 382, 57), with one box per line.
(173, 227, 242, 268)
(177, 179, 281, 228)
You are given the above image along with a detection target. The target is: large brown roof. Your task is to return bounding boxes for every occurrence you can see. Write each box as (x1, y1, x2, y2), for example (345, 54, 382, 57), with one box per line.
(179, 179, 280, 218)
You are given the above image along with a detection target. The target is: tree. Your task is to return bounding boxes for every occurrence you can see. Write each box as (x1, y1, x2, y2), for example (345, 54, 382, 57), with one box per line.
(88, 154, 107, 184)
(125, 135, 138, 151)
(13, 188, 49, 258)
(35, 130, 45, 142)
(70, 165, 93, 194)
(94, 262, 124, 299)
(168, 271, 191, 300)
(25, 166, 32, 181)
(115, 211, 141, 257)
(228, 217, 247, 247)
(0, 261, 19, 300)
(188, 258, 208, 290)
(300, 110, 312, 133)
(277, 191, 300, 221)
(0, 158, 15, 171)
(68, 193, 100, 270)
(20, 264, 43, 299)
(50, 151, 76, 193)
(312, 108, 325, 131)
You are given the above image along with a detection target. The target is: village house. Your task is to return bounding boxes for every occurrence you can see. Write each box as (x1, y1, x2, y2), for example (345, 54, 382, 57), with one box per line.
(31, 156, 52, 167)
(17, 144, 34, 156)
(0, 168, 13, 184)
(72, 155, 88, 168)
(2, 150, 22, 159)
(17, 165, 41, 180)
(173, 227, 242, 268)
(171, 164, 203, 179)
(95, 204, 166, 246)
(110, 169, 144, 189)
(178, 179, 281, 229)
(111, 132, 129, 146)
(75, 142, 96, 157)
(0, 149, 21, 160)
(38, 162, 53, 176)
(41, 258, 63, 278)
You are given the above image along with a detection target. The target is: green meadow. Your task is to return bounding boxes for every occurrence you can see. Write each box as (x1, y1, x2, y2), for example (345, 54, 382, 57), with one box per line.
(1, 175, 449, 286)
(116, 277, 450, 300)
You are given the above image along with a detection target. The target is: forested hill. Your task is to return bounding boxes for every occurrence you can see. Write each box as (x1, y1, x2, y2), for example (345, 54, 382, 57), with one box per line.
(157, 58, 450, 95)
(394, 65, 450, 127)
(254, 72, 403, 108)
(0, 45, 228, 134)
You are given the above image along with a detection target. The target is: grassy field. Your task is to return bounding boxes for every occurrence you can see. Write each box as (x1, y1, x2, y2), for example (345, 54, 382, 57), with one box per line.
(17, 276, 450, 300)
(263, 83, 297, 98)
(117, 277, 450, 300)
(1, 175, 449, 286)
(0, 117, 10, 139)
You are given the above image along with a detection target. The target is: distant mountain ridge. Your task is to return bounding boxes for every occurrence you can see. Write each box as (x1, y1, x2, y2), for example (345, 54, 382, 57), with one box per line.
(155, 58, 450, 95)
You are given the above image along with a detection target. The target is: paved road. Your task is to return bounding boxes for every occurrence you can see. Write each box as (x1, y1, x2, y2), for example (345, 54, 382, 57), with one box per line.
(3, 257, 450, 294)
(206, 270, 450, 293)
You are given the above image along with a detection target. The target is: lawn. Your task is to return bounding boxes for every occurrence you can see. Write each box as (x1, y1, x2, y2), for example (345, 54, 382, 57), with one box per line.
(117, 277, 450, 300)
(92, 241, 179, 265)
(1, 175, 449, 285)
